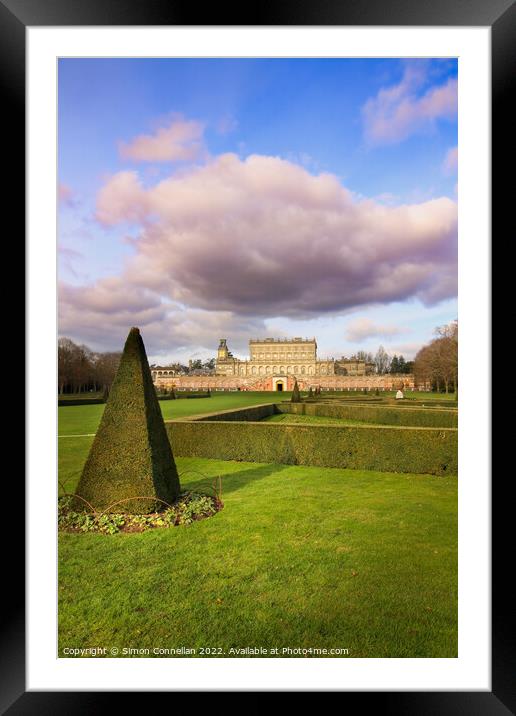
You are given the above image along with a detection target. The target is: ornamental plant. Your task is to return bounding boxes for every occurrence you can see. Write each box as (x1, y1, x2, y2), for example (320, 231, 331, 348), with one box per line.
(74, 327, 181, 514)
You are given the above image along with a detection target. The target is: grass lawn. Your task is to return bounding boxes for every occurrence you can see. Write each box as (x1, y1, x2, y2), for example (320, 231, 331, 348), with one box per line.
(58, 390, 455, 437)
(58, 391, 289, 436)
(58, 393, 457, 658)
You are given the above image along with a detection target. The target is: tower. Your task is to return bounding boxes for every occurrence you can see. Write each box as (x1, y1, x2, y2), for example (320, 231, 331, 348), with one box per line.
(217, 338, 229, 360)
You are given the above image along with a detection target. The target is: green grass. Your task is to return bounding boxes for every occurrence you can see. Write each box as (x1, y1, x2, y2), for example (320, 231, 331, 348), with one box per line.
(58, 390, 453, 436)
(58, 397, 457, 658)
(58, 392, 289, 436)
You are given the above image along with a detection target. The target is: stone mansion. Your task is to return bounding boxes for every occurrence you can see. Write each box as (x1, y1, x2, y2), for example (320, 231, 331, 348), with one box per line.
(149, 336, 413, 393)
(216, 338, 374, 379)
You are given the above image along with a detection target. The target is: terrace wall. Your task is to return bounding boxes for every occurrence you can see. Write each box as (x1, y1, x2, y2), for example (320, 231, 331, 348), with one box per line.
(153, 373, 417, 391)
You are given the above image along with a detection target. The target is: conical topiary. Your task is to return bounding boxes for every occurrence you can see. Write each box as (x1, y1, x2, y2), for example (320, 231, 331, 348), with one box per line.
(291, 379, 301, 403)
(74, 327, 180, 513)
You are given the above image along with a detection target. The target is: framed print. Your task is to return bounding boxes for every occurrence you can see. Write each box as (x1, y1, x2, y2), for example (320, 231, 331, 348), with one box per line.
(5, 0, 512, 708)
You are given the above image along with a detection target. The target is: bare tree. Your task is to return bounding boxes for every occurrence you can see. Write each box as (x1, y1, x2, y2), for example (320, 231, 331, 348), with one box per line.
(58, 338, 76, 395)
(58, 337, 121, 395)
(374, 345, 391, 374)
(94, 351, 122, 395)
(414, 321, 458, 393)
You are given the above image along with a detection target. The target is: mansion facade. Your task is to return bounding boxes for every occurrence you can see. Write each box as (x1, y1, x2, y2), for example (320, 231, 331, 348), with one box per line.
(215, 337, 374, 379)
(150, 336, 414, 392)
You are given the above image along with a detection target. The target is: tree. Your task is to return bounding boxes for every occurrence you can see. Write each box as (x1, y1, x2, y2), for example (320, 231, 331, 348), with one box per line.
(75, 327, 181, 513)
(414, 321, 458, 393)
(390, 355, 399, 373)
(356, 350, 374, 363)
(291, 379, 301, 403)
(404, 360, 414, 374)
(58, 338, 77, 394)
(435, 321, 458, 393)
(374, 345, 391, 374)
(58, 337, 121, 395)
(94, 351, 121, 395)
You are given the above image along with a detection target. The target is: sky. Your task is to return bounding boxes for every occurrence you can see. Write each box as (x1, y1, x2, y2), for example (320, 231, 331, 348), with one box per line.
(58, 57, 458, 364)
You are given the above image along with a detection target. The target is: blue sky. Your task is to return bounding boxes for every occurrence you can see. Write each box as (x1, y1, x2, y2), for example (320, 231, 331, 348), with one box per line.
(58, 57, 458, 363)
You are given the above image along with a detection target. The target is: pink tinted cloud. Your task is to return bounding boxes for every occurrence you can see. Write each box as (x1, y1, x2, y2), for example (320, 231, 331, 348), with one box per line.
(119, 115, 205, 163)
(345, 318, 409, 342)
(362, 64, 457, 145)
(92, 153, 457, 319)
(59, 277, 267, 355)
(96, 171, 149, 225)
(58, 183, 75, 206)
(443, 146, 458, 174)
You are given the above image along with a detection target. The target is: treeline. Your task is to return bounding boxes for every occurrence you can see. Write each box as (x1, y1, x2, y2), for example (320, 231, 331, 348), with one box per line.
(58, 337, 121, 395)
(352, 349, 413, 375)
(414, 321, 458, 393)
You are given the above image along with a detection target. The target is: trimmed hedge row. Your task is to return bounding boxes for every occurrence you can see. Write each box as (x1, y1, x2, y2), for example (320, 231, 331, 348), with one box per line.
(394, 400, 458, 409)
(193, 404, 276, 423)
(58, 398, 105, 406)
(166, 420, 457, 475)
(279, 402, 457, 428)
(157, 393, 211, 400)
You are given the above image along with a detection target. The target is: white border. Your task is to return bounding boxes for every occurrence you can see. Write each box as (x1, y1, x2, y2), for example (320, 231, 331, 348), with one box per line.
(27, 26, 490, 691)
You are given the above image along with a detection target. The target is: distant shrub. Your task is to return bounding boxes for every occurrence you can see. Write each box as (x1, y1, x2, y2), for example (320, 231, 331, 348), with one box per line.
(291, 379, 301, 403)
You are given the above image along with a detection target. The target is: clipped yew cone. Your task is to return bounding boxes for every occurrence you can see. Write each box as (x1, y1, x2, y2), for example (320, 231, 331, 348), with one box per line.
(74, 327, 180, 513)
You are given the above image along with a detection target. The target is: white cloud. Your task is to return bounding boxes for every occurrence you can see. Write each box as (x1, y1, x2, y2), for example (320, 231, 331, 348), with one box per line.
(362, 63, 457, 145)
(60, 151, 457, 356)
(95, 153, 457, 317)
(119, 114, 205, 163)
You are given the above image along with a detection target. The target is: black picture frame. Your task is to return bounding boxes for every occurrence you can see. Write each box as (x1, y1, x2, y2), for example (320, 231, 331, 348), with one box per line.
(7, 0, 511, 709)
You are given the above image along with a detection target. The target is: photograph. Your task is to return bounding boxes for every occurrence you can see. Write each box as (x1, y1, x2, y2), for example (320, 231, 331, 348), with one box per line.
(57, 56, 459, 660)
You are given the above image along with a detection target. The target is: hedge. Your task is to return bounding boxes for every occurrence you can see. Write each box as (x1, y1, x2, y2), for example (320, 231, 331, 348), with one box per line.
(58, 398, 105, 406)
(278, 402, 457, 428)
(75, 327, 180, 513)
(166, 420, 457, 475)
(193, 404, 276, 423)
(157, 393, 210, 401)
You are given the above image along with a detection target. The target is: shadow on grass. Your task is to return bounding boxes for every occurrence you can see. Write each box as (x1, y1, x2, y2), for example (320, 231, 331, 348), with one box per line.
(183, 463, 290, 497)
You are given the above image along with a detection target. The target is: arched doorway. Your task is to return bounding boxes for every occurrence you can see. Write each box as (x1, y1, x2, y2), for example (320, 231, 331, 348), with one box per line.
(272, 376, 287, 392)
